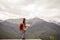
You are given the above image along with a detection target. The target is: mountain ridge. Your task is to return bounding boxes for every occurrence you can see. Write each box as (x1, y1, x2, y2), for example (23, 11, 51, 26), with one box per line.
(0, 17, 60, 39)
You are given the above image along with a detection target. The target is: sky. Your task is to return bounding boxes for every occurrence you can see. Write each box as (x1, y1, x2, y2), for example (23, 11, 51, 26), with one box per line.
(0, 0, 60, 21)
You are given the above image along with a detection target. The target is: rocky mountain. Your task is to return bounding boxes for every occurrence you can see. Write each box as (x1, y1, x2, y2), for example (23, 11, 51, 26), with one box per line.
(0, 17, 60, 40)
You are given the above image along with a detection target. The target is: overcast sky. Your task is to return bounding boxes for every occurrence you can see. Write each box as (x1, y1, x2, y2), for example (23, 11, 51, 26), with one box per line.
(0, 0, 60, 21)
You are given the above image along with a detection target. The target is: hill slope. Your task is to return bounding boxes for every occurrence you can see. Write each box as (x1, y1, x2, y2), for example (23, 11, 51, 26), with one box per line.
(0, 18, 60, 40)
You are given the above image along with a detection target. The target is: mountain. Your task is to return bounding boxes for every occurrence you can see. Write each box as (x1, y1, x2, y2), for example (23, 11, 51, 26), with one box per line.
(44, 16, 60, 26)
(26, 17, 60, 39)
(5, 18, 22, 24)
(52, 20, 60, 26)
(0, 17, 60, 40)
(0, 21, 21, 39)
(0, 20, 2, 22)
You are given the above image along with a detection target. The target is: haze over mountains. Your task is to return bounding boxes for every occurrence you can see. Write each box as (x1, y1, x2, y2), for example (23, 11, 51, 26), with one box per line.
(1, 17, 60, 26)
(0, 17, 60, 40)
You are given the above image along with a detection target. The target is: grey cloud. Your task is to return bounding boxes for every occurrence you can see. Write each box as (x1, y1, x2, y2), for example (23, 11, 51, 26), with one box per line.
(0, 0, 60, 20)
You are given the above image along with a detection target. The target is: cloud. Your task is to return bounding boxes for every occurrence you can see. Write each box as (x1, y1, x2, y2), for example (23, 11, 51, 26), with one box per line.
(0, 0, 60, 21)
(0, 11, 20, 20)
